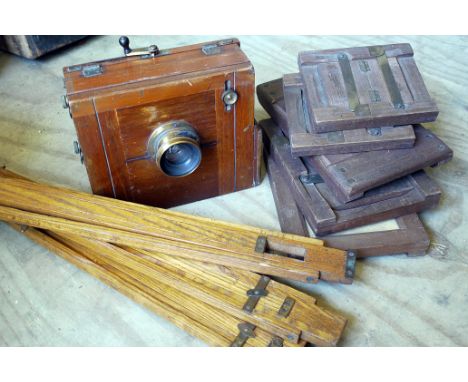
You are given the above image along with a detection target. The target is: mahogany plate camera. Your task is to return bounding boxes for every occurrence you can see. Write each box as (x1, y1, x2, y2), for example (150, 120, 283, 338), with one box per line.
(63, 37, 261, 208)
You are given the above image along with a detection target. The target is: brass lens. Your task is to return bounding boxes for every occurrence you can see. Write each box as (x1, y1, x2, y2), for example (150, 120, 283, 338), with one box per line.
(148, 121, 202, 177)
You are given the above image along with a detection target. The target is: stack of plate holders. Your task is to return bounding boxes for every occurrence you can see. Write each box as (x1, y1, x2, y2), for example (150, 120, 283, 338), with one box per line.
(257, 43, 453, 256)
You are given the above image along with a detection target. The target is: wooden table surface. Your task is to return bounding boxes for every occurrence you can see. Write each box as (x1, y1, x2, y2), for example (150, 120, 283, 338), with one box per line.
(0, 35, 467, 346)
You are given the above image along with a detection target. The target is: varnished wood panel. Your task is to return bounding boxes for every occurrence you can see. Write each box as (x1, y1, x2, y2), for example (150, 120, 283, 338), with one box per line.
(117, 92, 218, 158)
(96, 90, 220, 206)
(70, 107, 115, 196)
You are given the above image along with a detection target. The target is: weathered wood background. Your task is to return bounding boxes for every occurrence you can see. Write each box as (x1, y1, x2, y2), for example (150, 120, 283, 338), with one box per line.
(0, 35, 467, 346)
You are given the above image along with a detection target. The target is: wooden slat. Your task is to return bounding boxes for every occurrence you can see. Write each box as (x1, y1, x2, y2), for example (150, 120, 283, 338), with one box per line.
(10, 224, 230, 347)
(50, 232, 302, 343)
(48, 231, 303, 347)
(0, 170, 322, 249)
(121, 246, 347, 345)
(0, 175, 352, 284)
(1, 168, 346, 345)
(0, 204, 345, 283)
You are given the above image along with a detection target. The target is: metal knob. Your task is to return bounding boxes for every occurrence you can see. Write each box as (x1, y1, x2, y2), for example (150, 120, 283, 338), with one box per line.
(222, 89, 238, 106)
(222, 80, 238, 111)
(148, 44, 159, 55)
(119, 36, 132, 55)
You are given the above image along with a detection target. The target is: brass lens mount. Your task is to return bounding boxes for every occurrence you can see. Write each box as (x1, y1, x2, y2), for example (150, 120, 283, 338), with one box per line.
(147, 120, 202, 177)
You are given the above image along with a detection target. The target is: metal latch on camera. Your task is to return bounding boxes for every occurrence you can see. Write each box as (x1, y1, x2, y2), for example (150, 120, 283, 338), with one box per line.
(222, 80, 238, 111)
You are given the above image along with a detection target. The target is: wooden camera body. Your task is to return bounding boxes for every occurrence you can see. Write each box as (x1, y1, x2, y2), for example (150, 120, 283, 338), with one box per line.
(63, 38, 261, 208)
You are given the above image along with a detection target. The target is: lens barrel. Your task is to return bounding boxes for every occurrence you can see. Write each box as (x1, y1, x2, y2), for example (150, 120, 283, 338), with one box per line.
(147, 121, 202, 177)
